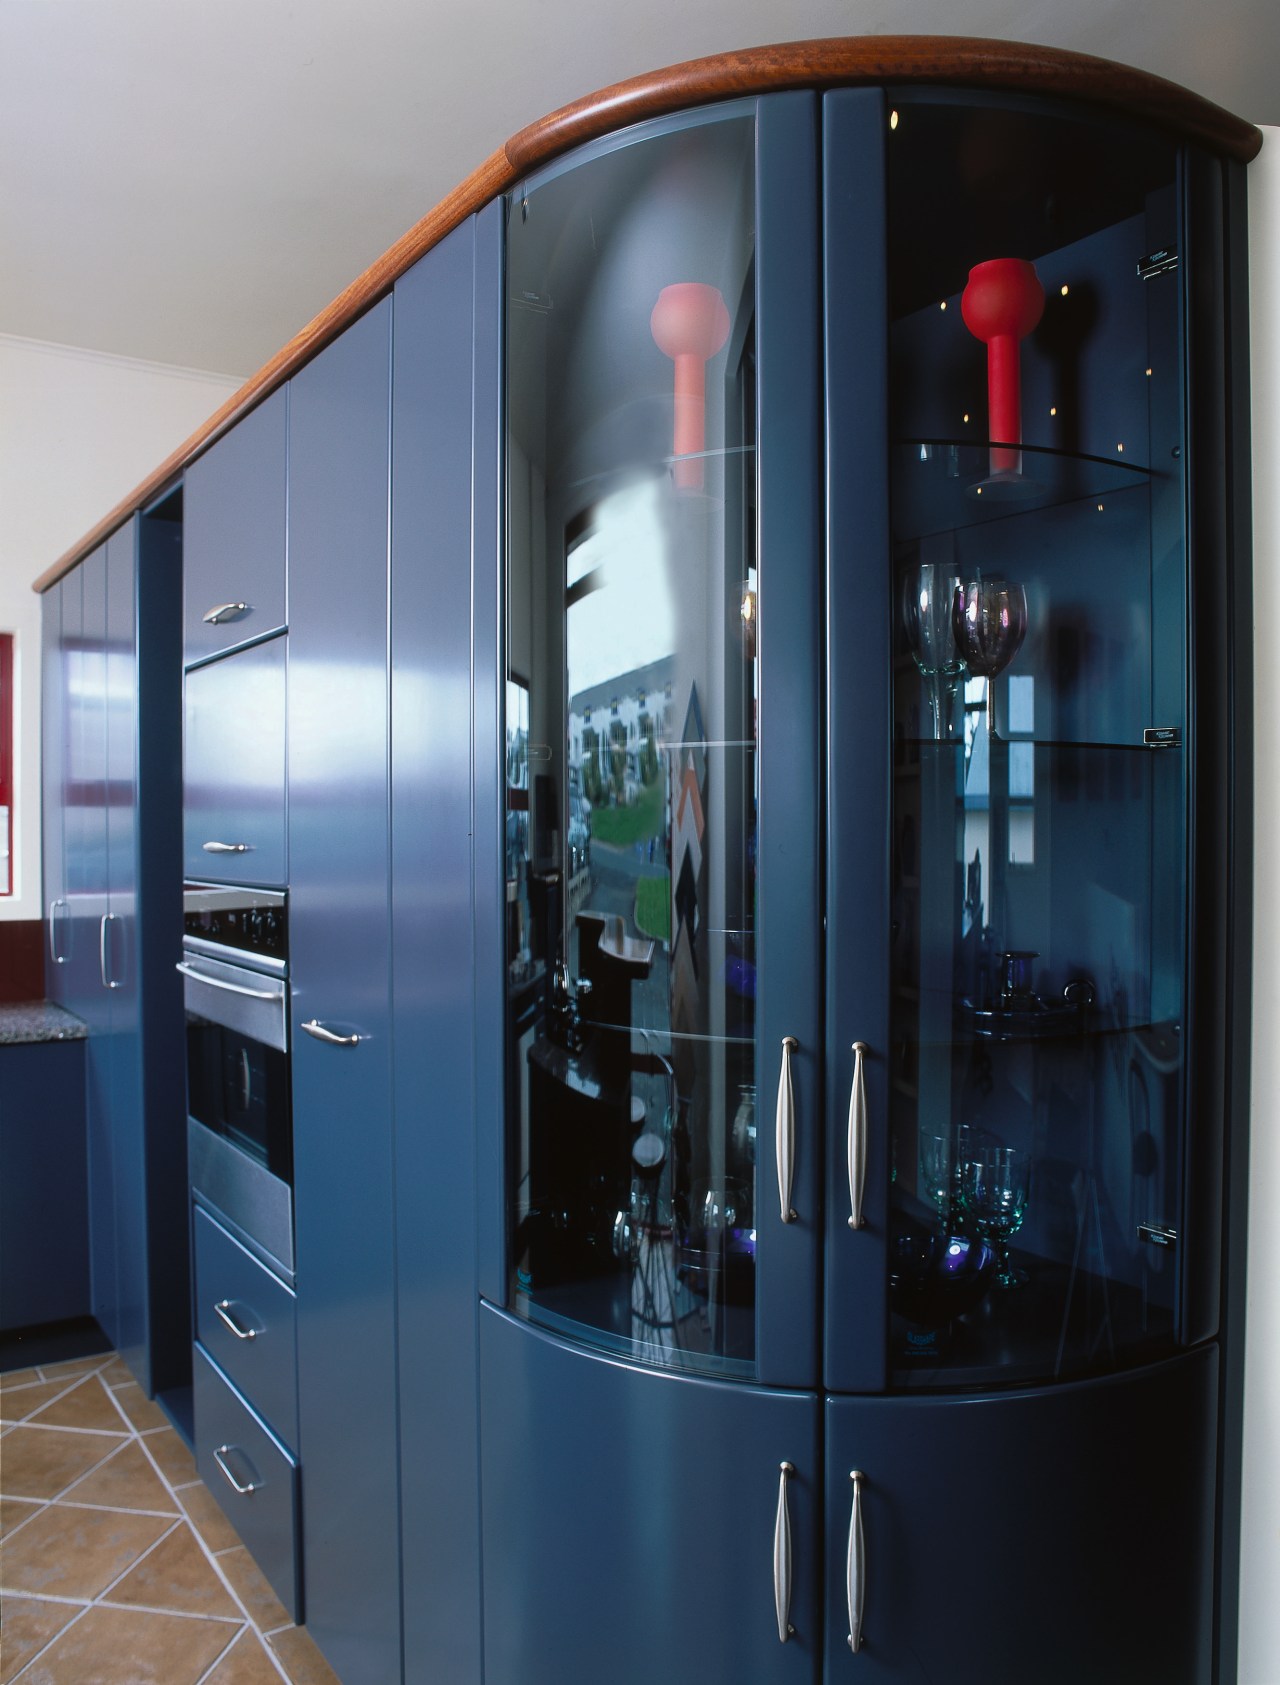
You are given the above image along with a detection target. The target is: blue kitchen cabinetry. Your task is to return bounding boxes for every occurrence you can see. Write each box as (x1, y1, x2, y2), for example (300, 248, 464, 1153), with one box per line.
(183, 385, 288, 664)
(480, 83, 1247, 1684)
(41, 499, 187, 1401)
(0, 1035, 88, 1332)
(287, 296, 400, 1685)
(41, 572, 70, 1000)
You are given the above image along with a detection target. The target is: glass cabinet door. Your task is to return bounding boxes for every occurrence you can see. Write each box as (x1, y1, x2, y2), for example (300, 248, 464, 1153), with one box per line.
(502, 102, 821, 1382)
(880, 96, 1188, 1386)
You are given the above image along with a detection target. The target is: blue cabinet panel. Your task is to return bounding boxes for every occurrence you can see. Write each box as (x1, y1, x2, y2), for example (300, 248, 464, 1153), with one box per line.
(823, 1348, 1217, 1682)
(390, 210, 493, 1685)
(183, 386, 288, 663)
(480, 1306, 821, 1685)
(41, 581, 69, 1000)
(288, 296, 399, 1685)
(183, 635, 287, 886)
(0, 1041, 88, 1331)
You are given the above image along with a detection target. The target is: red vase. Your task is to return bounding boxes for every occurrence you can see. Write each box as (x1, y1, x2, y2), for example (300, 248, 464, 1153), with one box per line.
(651, 283, 731, 490)
(961, 258, 1045, 477)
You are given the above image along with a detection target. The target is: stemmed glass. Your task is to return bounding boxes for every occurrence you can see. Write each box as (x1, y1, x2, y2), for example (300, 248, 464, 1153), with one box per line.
(903, 564, 966, 739)
(951, 577, 1028, 739)
(960, 1146, 1029, 1289)
(918, 1132, 952, 1231)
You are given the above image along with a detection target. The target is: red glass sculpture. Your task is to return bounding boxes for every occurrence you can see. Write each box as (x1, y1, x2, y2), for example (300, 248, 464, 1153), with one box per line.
(650, 283, 731, 490)
(961, 258, 1044, 478)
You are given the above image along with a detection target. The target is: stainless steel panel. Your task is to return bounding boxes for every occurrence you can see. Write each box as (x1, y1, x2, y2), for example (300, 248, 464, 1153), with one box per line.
(180, 949, 287, 1051)
(188, 1120, 293, 1277)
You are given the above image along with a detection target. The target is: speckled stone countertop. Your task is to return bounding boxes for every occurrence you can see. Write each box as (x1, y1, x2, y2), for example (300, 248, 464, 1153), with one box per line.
(0, 1001, 87, 1045)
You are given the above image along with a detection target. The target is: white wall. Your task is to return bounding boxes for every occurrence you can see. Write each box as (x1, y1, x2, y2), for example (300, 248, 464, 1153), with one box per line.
(1241, 125, 1280, 1685)
(0, 334, 241, 924)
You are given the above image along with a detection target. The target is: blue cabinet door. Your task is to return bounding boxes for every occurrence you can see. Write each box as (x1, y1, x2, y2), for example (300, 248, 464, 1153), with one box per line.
(183, 386, 288, 663)
(42, 579, 69, 1001)
(288, 296, 399, 1685)
(390, 211, 493, 1685)
(823, 1348, 1217, 1683)
(183, 636, 287, 885)
(481, 1306, 821, 1685)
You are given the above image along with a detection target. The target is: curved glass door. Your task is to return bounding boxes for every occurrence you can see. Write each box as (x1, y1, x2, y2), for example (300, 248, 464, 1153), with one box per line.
(883, 97, 1186, 1385)
(504, 112, 761, 1376)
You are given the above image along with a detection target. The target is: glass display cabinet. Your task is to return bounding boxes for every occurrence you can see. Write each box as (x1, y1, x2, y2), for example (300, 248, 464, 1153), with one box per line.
(480, 71, 1246, 1685)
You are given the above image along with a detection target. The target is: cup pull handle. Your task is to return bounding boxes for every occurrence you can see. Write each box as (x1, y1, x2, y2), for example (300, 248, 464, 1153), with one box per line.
(847, 1042, 869, 1230)
(847, 1470, 866, 1653)
(773, 1461, 795, 1643)
(775, 1037, 799, 1224)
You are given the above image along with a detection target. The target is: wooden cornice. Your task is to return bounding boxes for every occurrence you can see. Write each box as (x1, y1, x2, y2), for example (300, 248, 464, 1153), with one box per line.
(33, 34, 1262, 592)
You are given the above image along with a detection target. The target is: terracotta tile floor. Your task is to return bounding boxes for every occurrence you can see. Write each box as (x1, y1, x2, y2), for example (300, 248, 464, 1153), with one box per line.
(0, 1355, 339, 1684)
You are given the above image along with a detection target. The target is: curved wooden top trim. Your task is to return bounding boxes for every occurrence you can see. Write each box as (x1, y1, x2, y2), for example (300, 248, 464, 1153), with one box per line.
(33, 34, 1261, 592)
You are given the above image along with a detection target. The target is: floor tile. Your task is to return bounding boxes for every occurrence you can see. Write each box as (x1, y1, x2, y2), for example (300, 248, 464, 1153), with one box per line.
(0, 1379, 75, 1424)
(15, 1602, 238, 1685)
(60, 1440, 179, 1514)
(0, 1496, 45, 1539)
(36, 1357, 109, 1384)
(267, 1627, 341, 1685)
(0, 1368, 40, 1391)
(218, 1546, 290, 1633)
(112, 1382, 170, 1434)
(104, 1520, 240, 1618)
(97, 1357, 134, 1388)
(200, 1628, 284, 1684)
(29, 1375, 127, 1433)
(0, 1503, 172, 1599)
(142, 1426, 198, 1487)
(0, 1425, 124, 1500)
(177, 1481, 243, 1554)
(0, 1593, 85, 1685)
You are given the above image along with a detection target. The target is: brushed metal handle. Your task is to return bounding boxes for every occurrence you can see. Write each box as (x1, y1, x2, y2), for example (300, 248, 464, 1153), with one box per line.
(202, 602, 249, 625)
(213, 1444, 261, 1495)
(175, 961, 280, 1001)
(847, 1042, 869, 1230)
(48, 898, 67, 965)
(302, 1019, 364, 1048)
(202, 840, 251, 854)
(214, 1299, 259, 1342)
(773, 1461, 795, 1643)
(239, 1048, 253, 1112)
(847, 1470, 866, 1653)
(776, 1036, 798, 1223)
(99, 913, 122, 989)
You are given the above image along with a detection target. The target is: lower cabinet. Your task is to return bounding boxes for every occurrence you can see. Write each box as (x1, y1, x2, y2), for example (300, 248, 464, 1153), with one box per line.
(191, 1203, 301, 1622)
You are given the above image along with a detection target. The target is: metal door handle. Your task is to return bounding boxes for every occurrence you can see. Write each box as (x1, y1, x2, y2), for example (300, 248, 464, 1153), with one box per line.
(847, 1042, 869, 1230)
(239, 1048, 253, 1112)
(48, 898, 67, 965)
(302, 1019, 365, 1047)
(847, 1470, 865, 1653)
(775, 1036, 798, 1223)
(99, 913, 122, 989)
(214, 1300, 260, 1342)
(202, 840, 251, 854)
(175, 961, 280, 1001)
(213, 1444, 261, 1495)
(773, 1461, 795, 1643)
(202, 602, 249, 625)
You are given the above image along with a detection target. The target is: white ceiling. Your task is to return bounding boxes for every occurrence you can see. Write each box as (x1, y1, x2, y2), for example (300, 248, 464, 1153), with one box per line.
(2, 0, 1275, 381)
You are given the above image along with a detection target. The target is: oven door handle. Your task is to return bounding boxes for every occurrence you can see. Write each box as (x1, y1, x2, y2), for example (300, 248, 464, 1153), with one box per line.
(176, 960, 281, 1001)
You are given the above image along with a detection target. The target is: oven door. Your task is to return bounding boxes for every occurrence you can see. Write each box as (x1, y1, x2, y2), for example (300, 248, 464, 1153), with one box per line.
(180, 948, 294, 1276)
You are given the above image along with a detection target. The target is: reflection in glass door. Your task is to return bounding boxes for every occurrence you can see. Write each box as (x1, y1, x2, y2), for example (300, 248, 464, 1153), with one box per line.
(504, 113, 759, 1376)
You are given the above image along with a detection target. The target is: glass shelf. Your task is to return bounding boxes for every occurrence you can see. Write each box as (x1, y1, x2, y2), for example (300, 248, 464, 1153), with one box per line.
(892, 438, 1152, 543)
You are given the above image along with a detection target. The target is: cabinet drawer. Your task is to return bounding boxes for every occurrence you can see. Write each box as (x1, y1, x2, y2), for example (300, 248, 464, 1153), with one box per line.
(184, 388, 288, 664)
(193, 1205, 297, 1449)
(193, 1345, 301, 1623)
(184, 637, 287, 885)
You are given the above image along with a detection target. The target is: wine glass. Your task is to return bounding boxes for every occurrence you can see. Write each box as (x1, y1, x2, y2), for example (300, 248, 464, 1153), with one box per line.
(960, 1146, 1028, 1289)
(951, 577, 1028, 739)
(903, 564, 966, 739)
(918, 1132, 952, 1231)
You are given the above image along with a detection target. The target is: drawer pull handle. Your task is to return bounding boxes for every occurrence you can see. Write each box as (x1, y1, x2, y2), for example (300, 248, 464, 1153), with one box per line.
(847, 1042, 870, 1230)
(176, 962, 280, 1002)
(773, 1461, 795, 1643)
(214, 1300, 259, 1341)
(775, 1036, 799, 1223)
(302, 1019, 365, 1048)
(214, 1444, 261, 1496)
(847, 1470, 866, 1653)
(99, 913, 123, 990)
(48, 898, 68, 965)
(202, 840, 252, 854)
(202, 602, 250, 625)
